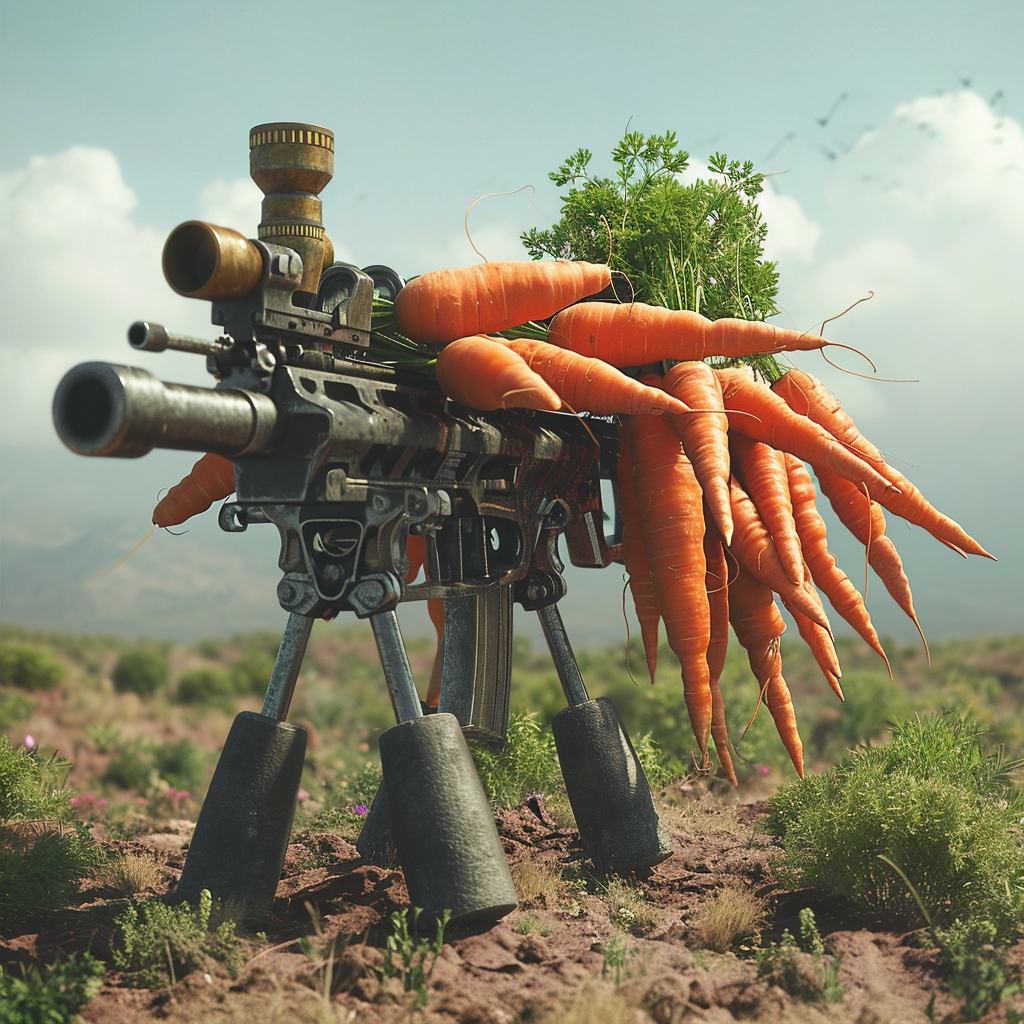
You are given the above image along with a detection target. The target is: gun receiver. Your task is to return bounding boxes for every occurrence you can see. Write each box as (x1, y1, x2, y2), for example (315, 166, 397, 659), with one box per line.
(51, 119, 670, 924)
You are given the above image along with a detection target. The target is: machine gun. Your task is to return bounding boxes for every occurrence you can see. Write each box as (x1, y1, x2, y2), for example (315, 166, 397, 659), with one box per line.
(52, 122, 669, 925)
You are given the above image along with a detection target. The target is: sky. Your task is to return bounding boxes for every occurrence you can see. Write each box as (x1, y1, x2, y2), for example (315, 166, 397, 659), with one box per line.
(1, 0, 1021, 656)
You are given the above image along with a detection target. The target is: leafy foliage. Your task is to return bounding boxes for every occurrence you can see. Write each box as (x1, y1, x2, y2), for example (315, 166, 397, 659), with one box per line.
(0, 953, 105, 1024)
(523, 129, 779, 327)
(375, 907, 450, 1006)
(468, 710, 563, 807)
(112, 648, 169, 697)
(112, 888, 247, 988)
(0, 642, 66, 690)
(0, 736, 98, 928)
(768, 714, 1024, 936)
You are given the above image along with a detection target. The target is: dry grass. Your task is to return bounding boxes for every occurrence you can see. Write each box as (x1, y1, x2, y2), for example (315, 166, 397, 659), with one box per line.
(603, 877, 658, 936)
(510, 858, 566, 907)
(655, 790, 744, 838)
(98, 852, 162, 896)
(688, 884, 766, 952)
(528, 981, 648, 1024)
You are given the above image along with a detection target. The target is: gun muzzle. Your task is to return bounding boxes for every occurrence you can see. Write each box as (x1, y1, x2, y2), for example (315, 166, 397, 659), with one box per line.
(53, 362, 278, 458)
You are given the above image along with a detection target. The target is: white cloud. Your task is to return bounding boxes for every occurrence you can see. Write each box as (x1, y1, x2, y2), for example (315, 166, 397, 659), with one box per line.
(197, 177, 263, 234)
(757, 183, 820, 264)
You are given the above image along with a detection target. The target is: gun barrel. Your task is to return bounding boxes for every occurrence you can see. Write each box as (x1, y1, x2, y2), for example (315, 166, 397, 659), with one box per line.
(53, 361, 278, 458)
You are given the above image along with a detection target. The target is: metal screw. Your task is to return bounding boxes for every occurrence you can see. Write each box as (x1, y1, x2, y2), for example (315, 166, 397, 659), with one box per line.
(372, 494, 388, 512)
(526, 583, 545, 602)
(322, 564, 342, 584)
(278, 581, 297, 604)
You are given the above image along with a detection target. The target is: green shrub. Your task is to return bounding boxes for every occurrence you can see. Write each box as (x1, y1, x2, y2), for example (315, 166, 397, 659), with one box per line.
(112, 648, 169, 697)
(0, 953, 105, 1023)
(103, 739, 155, 793)
(0, 688, 35, 731)
(469, 710, 563, 807)
(229, 649, 276, 696)
(175, 666, 235, 708)
(153, 738, 207, 793)
(767, 714, 1024, 936)
(112, 888, 246, 988)
(0, 642, 65, 690)
(0, 737, 98, 928)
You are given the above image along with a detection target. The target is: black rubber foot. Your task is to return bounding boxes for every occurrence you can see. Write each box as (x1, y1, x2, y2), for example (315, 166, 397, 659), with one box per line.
(171, 712, 306, 921)
(552, 697, 671, 875)
(355, 781, 397, 867)
(379, 713, 518, 929)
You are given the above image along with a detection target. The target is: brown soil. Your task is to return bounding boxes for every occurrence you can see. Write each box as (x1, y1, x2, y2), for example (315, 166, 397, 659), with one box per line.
(5, 789, 1019, 1023)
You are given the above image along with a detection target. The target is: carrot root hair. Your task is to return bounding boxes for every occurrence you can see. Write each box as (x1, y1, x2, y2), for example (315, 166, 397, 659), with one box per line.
(87, 525, 156, 580)
(463, 184, 535, 262)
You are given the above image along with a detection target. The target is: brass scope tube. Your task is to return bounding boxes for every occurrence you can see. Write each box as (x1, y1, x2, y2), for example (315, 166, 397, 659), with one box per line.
(162, 221, 264, 300)
(53, 362, 278, 459)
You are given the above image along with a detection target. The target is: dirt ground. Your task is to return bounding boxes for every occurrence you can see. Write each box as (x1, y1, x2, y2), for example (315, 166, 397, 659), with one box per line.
(6, 785, 1018, 1024)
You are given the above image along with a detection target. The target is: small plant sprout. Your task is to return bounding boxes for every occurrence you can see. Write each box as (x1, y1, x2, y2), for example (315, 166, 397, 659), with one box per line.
(375, 907, 451, 1007)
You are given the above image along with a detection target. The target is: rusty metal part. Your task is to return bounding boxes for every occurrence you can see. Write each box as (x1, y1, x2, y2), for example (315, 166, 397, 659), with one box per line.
(162, 221, 264, 300)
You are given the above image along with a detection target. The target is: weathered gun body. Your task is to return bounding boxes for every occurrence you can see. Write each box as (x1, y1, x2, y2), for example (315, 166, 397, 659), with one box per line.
(53, 121, 669, 925)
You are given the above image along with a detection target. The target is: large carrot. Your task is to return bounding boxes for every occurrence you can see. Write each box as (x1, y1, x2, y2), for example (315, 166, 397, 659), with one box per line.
(434, 336, 561, 411)
(729, 433, 804, 587)
(662, 362, 734, 545)
(773, 368, 994, 560)
(704, 519, 738, 786)
(728, 476, 833, 632)
(627, 410, 712, 758)
(498, 337, 689, 416)
(727, 563, 804, 777)
(396, 261, 611, 346)
(616, 432, 661, 684)
(716, 367, 897, 503)
(784, 455, 892, 676)
(153, 452, 236, 528)
(813, 463, 930, 663)
(547, 301, 836, 367)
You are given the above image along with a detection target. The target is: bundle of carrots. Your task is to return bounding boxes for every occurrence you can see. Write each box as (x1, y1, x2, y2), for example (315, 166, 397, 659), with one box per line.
(392, 259, 996, 781)
(155, 258, 994, 782)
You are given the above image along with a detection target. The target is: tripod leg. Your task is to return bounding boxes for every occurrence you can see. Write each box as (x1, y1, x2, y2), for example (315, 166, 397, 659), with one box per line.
(172, 613, 312, 921)
(359, 609, 518, 929)
(538, 603, 671, 875)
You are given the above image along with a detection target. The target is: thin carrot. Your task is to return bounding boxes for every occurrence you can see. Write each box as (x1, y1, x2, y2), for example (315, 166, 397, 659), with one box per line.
(434, 336, 561, 411)
(153, 452, 236, 528)
(547, 300, 843, 367)
(395, 261, 611, 346)
(716, 366, 897, 503)
(773, 368, 995, 560)
(784, 598, 845, 700)
(729, 433, 805, 587)
(726, 563, 804, 777)
(728, 476, 833, 632)
(497, 337, 689, 416)
(813, 463, 931, 664)
(783, 454, 892, 677)
(662, 361, 734, 545)
(703, 519, 739, 786)
(627, 410, 712, 759)
(616, 432, 661, 684)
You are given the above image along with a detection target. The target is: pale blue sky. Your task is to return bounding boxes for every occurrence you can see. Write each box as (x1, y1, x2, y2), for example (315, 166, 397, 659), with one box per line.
(1, 1, 1021, 649)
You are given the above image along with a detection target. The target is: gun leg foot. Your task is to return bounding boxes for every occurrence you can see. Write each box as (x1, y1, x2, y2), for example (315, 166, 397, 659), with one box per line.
(552, 697, 671, 876)
(171, 711, 306, 922)
(379, 712, 518, 930)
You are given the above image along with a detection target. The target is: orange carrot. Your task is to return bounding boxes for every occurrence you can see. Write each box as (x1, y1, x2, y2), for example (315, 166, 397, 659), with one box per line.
(547, 300, 832, 367)
(813, 464, 930, 663)
(729, 433, 804, 587)
(616, 432, 661, 684)
(498, 337, 689, 416)
(627, 410, 711, 758)
(728, 476, 833, 632)
(716, 367, 897, 503)
(784, 598, 844, 700)
(773, 368, 994, 560)
(434, 336, 561, 411)
(396, 261, 611, 346)
(662, 362, 734, 545)
(704, 520, 739, 786)
(153, 452, 235, 528)
(726, 563, 804, 777)
(784, 454, 891, 676)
